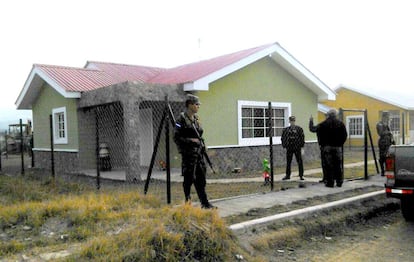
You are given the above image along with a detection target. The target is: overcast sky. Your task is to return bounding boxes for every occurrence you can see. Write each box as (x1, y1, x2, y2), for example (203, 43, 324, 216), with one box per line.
(1, 0, 413, 128)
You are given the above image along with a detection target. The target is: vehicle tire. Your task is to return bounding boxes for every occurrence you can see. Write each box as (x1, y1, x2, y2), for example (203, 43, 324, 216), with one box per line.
(401, 198, 414, 221)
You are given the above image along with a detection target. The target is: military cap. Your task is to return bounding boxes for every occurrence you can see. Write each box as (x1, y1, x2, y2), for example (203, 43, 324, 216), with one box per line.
(186, 94, 201, 105)
(289, 116, 296, 121)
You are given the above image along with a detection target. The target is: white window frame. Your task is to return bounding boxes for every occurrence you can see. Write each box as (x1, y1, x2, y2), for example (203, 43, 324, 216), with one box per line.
(346, 115, 364, 138)
(237, 100, 291, 146)
(389, 112, 400, 135)
(52, 107, 68, 144)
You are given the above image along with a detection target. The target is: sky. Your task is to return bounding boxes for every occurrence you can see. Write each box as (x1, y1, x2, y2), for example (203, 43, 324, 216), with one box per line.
(1, 0, 414, 130)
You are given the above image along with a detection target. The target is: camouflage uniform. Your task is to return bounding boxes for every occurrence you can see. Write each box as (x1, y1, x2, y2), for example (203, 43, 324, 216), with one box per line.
(376, 119, 394, 176)
(174, 111, 212, 208)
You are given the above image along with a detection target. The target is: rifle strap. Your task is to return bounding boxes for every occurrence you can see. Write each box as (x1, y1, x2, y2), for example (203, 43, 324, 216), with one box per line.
(181, 112, 200, 129)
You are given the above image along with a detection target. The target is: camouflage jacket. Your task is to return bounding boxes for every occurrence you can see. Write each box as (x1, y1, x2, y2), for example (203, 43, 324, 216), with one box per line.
(173, 112, 204, 157)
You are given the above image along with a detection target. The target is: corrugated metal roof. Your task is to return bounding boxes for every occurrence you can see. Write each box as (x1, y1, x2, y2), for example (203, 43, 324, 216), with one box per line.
(86, 61, 166, 83)
(34, 43, 275, 92)
(148, 43, 274, 84)
(36, 64, 119, 92)
(17, 42, 336, 109)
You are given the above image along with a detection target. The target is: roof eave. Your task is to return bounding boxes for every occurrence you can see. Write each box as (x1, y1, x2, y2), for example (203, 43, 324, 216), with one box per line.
(318, 103, 333, 113)
(183, 81, 208, 91)
(269, 44, 336, 101)
(336, 84, 409, 110)
(182, 43, 336, 101)
(16, 67, 81, 110)
(184, 44, 281, 91)
(16, 67, 40, 109)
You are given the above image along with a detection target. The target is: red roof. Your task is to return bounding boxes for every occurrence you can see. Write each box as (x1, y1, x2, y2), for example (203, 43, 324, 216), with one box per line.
(86, 61, 166, 83)
(33, 43, 274, 92)
(36, 64, 120, 92)
(17, 42, 337, 109)
(149, 43, 274, 84)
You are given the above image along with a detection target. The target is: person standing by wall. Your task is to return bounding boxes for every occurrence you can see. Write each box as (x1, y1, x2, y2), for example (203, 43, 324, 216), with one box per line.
(309, 109, 348, 187)
(173, 94, 216, 209)
(376, 111, 395, 176)
(281, 116, 305, 180)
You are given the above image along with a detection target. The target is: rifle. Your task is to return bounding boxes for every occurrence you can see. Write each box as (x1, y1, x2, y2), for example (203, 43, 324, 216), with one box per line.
(191, 122, 216, 174)
(167, 103, 215, 174)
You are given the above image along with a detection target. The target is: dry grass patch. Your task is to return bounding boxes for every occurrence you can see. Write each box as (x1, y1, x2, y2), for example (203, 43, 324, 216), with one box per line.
(0, 173, 255, 261)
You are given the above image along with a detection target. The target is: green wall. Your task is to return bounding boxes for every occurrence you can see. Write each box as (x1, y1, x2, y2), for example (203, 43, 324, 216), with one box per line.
(32, 83, 79, 150)
(198, 57, 318, 146)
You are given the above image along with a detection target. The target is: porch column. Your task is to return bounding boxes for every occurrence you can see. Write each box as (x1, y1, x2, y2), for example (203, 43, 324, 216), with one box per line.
(123, 100, 142, 182)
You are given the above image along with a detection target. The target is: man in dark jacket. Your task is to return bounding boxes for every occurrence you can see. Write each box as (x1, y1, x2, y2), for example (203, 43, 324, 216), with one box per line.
(281, 116, 305, 180)
(173, 94, 215, 209)
(309, 114, 327, 183)
(309, 109, 348, 187)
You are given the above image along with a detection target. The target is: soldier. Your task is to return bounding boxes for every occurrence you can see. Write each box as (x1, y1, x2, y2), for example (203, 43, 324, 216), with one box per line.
(281, 116, 305, 180)
(376, 111, 395, 176)
(309, 109, 347, 187)
(173, 94, 216, 209)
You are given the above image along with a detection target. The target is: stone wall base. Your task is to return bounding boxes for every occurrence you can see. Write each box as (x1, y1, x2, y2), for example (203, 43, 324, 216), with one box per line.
(33, 150, 79, 174)
(207, 142, 321, 174)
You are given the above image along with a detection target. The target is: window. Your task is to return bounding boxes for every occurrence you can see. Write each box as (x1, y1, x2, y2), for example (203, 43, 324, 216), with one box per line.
(346, 115, 364, 138)
(389, 112, 400, 134)
(238, 101, 290, 146)
(52, 107, 68, 144)
(379, 110, 400, 136)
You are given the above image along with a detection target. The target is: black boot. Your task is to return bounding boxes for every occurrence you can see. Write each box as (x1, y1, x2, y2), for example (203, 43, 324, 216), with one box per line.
(185, 195, 191, 203)
(201, 202, 217, 209)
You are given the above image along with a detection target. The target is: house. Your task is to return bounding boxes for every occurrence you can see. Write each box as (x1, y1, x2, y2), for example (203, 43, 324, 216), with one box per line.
(321, 85, 414, 147)
(16, 42, 336, 181)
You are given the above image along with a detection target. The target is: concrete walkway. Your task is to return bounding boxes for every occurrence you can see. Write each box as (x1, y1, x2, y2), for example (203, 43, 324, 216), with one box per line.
(89, 160, 375, 184)
(212, 173, 384, 218)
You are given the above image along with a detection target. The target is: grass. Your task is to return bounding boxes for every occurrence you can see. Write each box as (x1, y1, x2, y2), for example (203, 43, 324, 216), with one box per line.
(0, 148, 379, 260)
(0, 173, 258, 261)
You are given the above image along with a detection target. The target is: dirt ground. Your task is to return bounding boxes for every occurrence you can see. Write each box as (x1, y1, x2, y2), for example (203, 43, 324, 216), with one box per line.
(235, 194, 403, 261)
(2, 155, 405, 261)
(297, 211, 414, 262)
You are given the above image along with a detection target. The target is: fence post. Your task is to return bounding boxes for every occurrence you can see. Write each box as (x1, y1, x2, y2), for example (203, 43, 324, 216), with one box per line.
(95, 108, 101, 190)
(144, 108, 167, 195)
(49, 115, 55, 179)
(364, 110, 368, 180)
(0, 132, 2, 172)
(338, 108, 344, 179)
(20, 119, 25, 175)
(31, 133, 34, 168)
(366, 112, 379, 174)
(402, 112, 405, 144)
(165, 96, 171, 204)
(268, 102, 274, 191)
(4, 130, 8, 159)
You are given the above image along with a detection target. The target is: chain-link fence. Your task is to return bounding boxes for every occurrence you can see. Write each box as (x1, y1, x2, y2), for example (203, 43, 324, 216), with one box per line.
(1, 104, 381, 205)
(0, 123, 33, 176)
(338, 108, 380, 178)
